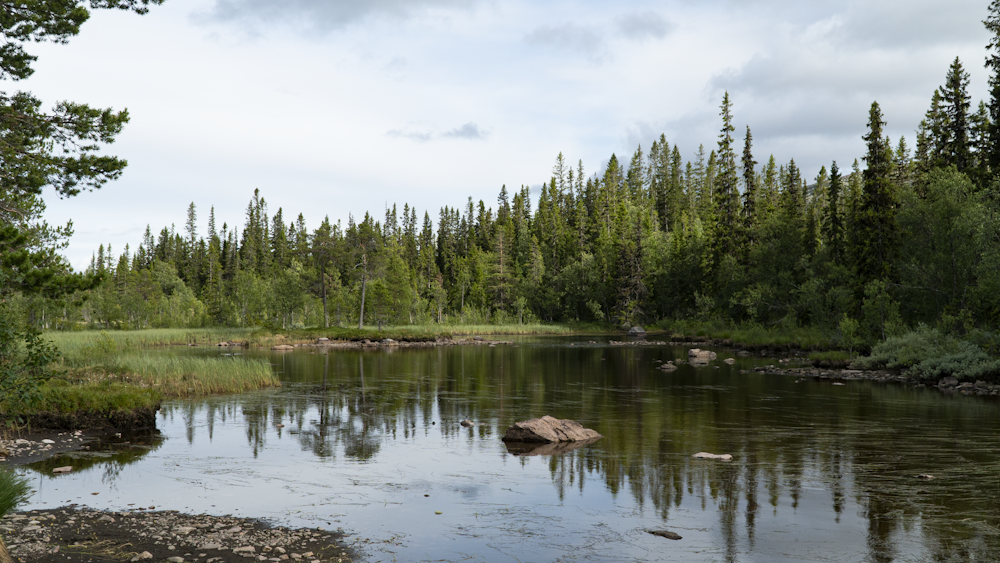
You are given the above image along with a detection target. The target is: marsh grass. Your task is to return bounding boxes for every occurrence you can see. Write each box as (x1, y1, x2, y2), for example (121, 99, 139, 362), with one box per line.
(40, 329, 278, 404)
(64, 354, 279, 398)
(0, 470, 30, 517)
(4, 380, 162, 415)
(47, 328, 254, 361)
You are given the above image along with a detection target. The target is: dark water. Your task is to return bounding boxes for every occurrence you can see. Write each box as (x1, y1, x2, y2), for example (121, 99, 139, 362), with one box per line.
(21, 337, 1000, 562)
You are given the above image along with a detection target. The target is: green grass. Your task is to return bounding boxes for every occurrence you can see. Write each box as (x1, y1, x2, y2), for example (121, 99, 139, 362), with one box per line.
(61, 353, 280, 398)
(250, 322, 607, 346)
(808, 350, 853, 368)
(658, 319, 836, 349)
(43, 329, 278, 400)
(0, 470, 31, 518)
(5, 380, 162, 415)
(47, 328, 254, 360)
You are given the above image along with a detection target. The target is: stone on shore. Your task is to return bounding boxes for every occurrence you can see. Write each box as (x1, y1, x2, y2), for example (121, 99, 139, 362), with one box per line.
(692, 452, 733, 461)
(502, 415, 602, 443)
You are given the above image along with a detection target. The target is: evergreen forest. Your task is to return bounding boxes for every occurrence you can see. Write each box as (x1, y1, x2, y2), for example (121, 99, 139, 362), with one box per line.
(8, 11, 1000, 354)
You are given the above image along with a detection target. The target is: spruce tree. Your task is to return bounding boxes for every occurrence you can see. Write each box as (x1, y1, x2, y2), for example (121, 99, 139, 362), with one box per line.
(855, 102, 898, 284)
(940, 57, 972, 172)
(984, 0, 1000, 175)
(824, 161, 844, 264)
(714, 92, 739, 257)
(740, 126, 758, 252)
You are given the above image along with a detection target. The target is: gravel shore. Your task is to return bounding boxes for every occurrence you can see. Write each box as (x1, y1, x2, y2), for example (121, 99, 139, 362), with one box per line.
(3, 508, 354, 563)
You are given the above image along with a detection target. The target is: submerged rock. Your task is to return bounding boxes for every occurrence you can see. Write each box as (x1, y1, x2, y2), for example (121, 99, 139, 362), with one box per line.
(647, 530, 682, 540)
(692, 452, 733, 461)
(502, 415, 602, 443)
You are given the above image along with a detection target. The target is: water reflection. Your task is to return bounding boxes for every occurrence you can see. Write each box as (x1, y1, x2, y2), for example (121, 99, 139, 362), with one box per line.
(28, 340, 1000, 562)
(26, 431, 163, 486)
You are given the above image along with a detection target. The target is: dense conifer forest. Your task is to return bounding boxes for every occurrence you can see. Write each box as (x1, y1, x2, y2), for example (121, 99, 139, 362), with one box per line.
(7, 7, 1000, 355)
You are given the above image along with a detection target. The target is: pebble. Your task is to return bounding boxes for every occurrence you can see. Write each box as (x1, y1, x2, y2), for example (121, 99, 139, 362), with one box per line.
(5, 508, 350, 563)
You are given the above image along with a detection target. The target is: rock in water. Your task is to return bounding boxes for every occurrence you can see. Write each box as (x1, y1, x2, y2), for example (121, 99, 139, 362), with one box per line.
(504, 439, 601, 456)
(647, 530, 682, 540)
(502, 415, 602, 443)
(271, 345, 294, 351)
(687, 348, 717, 365)
(627, 326, 647, 338)
(52, 466, 73, 474)
(460, 419, 474, 427)
(692, 452, 733, 461)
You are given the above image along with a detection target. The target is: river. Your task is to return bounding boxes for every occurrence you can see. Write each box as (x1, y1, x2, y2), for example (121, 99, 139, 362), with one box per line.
(21, 337, 1000, 562)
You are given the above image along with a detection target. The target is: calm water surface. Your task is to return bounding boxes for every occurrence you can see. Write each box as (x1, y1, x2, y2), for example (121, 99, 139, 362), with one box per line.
(21, 337, 1000, 562)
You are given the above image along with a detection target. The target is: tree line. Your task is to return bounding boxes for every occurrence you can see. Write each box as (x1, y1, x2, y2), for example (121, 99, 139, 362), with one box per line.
(10, 7, 1000, 349)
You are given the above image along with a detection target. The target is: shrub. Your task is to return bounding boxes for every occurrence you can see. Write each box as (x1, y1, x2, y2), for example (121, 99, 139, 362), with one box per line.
(854, 325, 1000, 381)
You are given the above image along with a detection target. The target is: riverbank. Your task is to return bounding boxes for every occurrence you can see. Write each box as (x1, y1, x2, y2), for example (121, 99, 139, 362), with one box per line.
(3, 507, 354, 563)
(748, 364, 1000, 397)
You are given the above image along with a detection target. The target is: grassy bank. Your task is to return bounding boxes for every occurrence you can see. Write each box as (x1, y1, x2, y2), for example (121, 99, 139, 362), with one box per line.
(47, 329, 278, 397)
(248, 322, 606, 347)
(71, 353, 279, 397)
(17, 330, 282, 427)
(47, 328, 255, 359)
(657, 319, 837, 349)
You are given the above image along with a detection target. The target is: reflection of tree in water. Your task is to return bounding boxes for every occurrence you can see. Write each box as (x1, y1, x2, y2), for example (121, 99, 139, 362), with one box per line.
(165, 344, 1000, 561)
(26, 431, 164, 486)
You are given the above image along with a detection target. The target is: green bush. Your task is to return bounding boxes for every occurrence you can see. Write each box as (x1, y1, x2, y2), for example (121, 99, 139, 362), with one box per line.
(854, 325, 1000, 381)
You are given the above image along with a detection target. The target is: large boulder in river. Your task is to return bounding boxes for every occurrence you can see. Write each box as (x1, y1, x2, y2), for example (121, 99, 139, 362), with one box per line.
(627, 326, 647, 338)
(502, 415, 603, 443)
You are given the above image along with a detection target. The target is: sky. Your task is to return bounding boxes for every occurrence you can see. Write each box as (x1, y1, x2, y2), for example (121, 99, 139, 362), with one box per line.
(18, 0, 995, 270)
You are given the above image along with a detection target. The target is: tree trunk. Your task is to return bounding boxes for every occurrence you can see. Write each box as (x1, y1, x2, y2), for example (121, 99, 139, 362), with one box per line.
(321, 261, 329, 328)
(358, 254, 368, 330)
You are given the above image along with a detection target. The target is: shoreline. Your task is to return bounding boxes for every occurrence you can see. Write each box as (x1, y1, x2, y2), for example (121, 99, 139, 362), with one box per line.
(747, 365, 1000, 397)
(3, 507, 354, 563)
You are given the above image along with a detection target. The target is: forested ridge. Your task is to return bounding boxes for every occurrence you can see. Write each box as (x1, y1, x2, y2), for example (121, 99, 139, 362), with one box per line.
(10, 12, 1000, 352)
